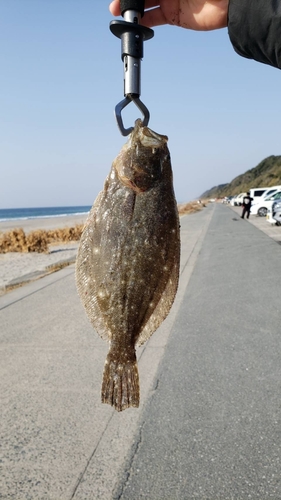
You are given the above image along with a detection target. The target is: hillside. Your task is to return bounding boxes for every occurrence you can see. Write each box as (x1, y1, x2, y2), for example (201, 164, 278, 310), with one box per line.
(201, 155, 281, 198)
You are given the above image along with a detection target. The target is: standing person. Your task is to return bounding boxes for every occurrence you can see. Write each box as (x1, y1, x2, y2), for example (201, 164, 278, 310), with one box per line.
(109, 0, 281, 70)
(241, 192, 253, 219)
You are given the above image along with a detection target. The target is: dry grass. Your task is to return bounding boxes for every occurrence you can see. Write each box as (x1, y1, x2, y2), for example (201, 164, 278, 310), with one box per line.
(46, 225, 84, 244)
(178, 200, 206, 216)
(0, 224, 84, 254)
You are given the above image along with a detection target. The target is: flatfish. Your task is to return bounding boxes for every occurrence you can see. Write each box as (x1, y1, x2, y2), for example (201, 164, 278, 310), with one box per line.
(76, 119, 180, 411)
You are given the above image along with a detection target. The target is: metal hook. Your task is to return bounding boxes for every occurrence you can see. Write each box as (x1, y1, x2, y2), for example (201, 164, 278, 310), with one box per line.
(115, 95, 150, 136)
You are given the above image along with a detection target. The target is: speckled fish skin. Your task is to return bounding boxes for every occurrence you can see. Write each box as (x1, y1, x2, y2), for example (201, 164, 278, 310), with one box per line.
(76, 119, 180, 412)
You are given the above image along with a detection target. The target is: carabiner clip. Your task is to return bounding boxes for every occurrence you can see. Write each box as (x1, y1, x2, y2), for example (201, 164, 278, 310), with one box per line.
(115, 95, 150, 136)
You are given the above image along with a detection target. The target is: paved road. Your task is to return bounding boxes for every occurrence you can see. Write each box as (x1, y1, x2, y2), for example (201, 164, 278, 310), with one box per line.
(230, 204, 281, 244)
(1, 203, 280, 499)
(116, 204, 281, 500)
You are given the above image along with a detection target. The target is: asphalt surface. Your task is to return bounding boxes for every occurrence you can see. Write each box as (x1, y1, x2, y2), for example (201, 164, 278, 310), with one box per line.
(1, 203, 281, 499)
(116, 205, 281, 500)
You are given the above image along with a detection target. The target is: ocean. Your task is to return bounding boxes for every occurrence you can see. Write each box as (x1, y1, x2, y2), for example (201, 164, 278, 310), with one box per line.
(0, 206, 92, 222)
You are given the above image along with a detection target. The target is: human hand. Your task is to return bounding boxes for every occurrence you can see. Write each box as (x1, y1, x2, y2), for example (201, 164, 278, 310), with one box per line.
(109, 0, 229, 31)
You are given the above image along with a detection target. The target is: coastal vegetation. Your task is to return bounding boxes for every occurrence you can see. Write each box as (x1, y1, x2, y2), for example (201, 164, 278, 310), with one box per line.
(177, 200, 206, 215)
(201, 155, 281, 199)
(0, 225, 84, 254)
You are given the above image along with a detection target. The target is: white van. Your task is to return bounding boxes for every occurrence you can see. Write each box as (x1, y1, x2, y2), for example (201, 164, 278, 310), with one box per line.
(249, 185, 281, 205)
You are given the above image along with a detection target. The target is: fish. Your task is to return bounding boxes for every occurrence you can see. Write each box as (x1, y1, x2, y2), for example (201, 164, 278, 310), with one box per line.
(75, 119, 180, 412)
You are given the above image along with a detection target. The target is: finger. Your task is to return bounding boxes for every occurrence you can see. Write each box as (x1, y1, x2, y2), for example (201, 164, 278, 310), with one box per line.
(109, 0, 168, 28)
(144, 0, 161, 8)
(142, 7, 168, 27)
(109, 0, 161, 17)
(109, 1, 120, 16)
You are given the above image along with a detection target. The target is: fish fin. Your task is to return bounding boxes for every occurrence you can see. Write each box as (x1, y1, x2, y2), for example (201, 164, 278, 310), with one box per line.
(101, 351, 139, 412)
(75, 203, 111, 342)
(136, 258, 179, 347)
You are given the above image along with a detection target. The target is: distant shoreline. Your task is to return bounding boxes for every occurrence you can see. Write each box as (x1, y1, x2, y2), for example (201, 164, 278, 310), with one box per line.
(0, 211, 90, 223)
(0, 213, 89, 234)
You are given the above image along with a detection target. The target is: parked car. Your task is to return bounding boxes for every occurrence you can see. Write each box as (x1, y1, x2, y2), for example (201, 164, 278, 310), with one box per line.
(264, 186, 281, 196)
(272, 200, 281, 226)
(250, 190, 281, 216)
(222, 196, 234, 204)
(230, 193, 247, 206)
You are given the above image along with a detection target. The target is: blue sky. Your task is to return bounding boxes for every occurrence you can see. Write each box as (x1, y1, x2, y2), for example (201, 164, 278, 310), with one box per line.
(1, 0, 280, 208)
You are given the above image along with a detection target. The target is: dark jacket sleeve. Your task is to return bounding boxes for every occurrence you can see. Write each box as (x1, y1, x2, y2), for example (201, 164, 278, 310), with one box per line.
(228, 0, 281, 69)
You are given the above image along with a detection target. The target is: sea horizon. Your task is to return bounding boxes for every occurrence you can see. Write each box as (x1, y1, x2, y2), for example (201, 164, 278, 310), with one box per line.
(0, 205, 92, 222)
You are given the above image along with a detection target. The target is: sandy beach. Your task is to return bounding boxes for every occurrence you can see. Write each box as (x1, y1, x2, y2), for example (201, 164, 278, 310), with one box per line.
(0, 213, 88, 234)
(0, 213, 88, 294)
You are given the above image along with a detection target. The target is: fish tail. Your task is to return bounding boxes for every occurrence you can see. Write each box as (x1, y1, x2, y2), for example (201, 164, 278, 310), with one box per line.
(101, 349, 139, 412)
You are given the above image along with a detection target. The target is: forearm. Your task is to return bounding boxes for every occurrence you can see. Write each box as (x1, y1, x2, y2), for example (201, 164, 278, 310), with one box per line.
(228, 0, 281, 69)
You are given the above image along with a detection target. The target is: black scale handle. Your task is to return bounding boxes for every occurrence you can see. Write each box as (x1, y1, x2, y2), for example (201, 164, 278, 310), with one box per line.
(110, 0, 153, 61)
(120, 0, 145, 18)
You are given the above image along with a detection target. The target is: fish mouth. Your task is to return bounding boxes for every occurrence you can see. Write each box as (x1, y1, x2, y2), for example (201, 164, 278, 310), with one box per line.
(130, 119, 168, 150)
(113, 120, 168, 193)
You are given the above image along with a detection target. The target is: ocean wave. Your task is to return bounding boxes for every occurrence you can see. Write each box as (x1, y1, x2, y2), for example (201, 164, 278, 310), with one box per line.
(0, 212, 90, 222)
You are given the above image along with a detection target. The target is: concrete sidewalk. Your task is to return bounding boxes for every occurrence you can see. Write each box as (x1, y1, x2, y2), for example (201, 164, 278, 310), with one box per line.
(0, 204, 214, 500)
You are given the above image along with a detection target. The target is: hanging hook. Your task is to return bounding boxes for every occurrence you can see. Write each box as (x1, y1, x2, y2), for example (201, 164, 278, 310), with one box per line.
(110, 1, 154, 136)
(115, 95, 150, 136)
